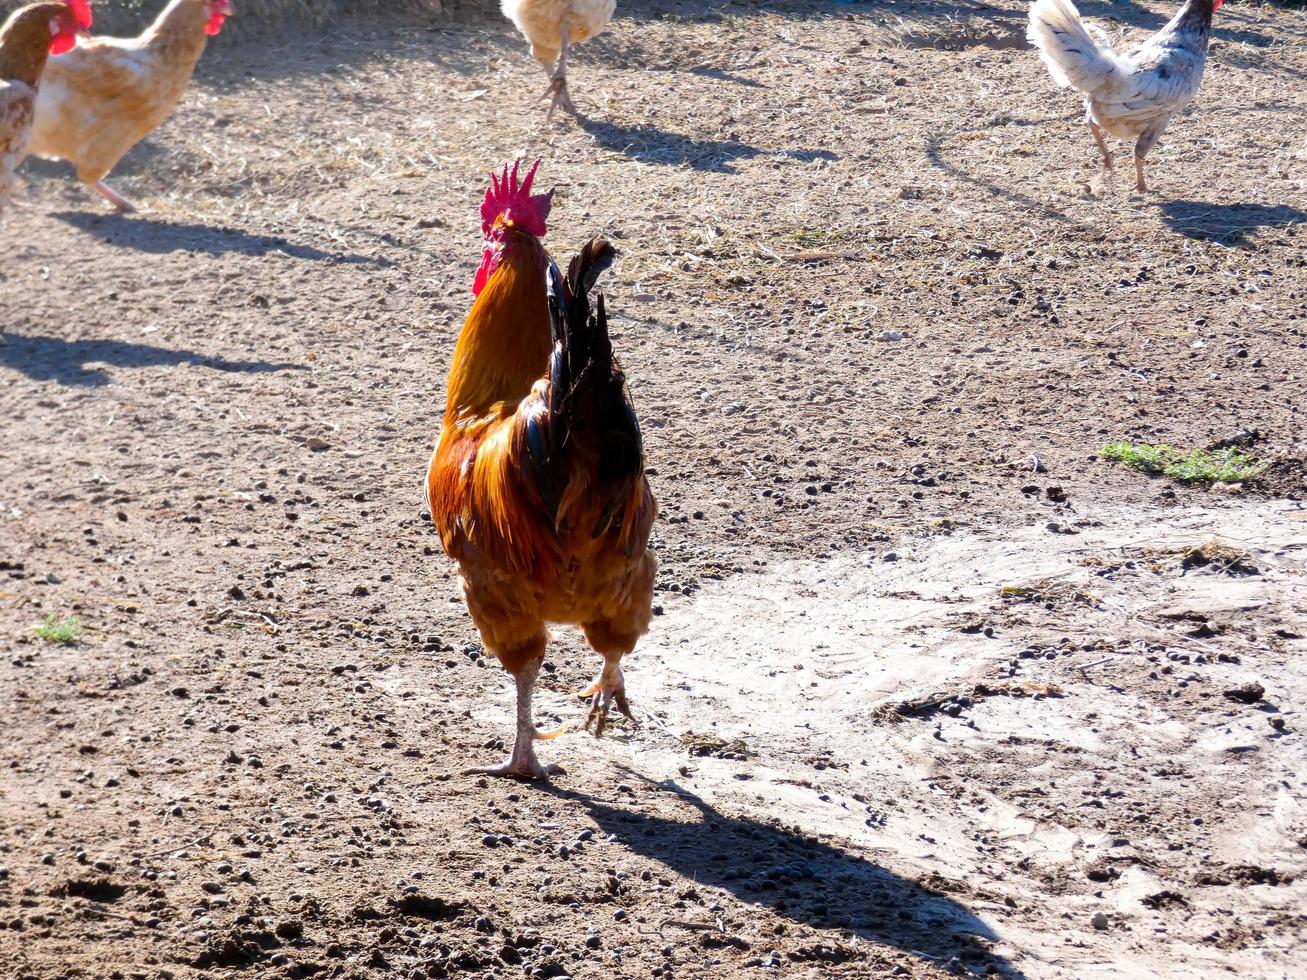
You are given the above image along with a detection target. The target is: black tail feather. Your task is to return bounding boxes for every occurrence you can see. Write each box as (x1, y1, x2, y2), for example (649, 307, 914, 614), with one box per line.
(534, 238, 645, 537)
(566, 238, 617, 306)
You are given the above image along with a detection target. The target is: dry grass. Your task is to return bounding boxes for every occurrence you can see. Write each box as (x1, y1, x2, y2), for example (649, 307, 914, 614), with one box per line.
(1085, 540, 1263, 577)
(1143, 541, 1262, 576)
(999, 579, 1101, 607)
(873, 681, 1065, 724)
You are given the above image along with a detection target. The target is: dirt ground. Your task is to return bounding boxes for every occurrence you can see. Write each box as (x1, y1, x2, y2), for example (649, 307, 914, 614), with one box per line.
(2, 1, 1306, 977)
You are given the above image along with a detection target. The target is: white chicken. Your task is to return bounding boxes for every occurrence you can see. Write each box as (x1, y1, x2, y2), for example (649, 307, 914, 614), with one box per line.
(1027, 0, 1222, 192)
(501, 0, 615, 121)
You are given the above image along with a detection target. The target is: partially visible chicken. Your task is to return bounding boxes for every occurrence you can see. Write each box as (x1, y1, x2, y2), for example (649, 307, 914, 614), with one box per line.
(1027, 0, 1222, 193)
(25, 0, 232, 212)
(0, 0, 89, 208)
(427, 161, 657, 780)
(501, 0, 615, 120)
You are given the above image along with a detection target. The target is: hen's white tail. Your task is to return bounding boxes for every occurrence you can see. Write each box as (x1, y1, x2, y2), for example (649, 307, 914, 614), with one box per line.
(1027, 0, 1121, 94)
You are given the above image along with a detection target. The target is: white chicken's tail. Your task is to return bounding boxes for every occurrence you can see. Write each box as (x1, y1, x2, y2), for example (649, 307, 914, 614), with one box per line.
(1027, 0, 1122, 95)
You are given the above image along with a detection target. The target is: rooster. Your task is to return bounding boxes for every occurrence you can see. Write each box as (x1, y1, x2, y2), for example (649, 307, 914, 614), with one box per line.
(0, 0, 90, 209)
(427, 160, 657, 780)
(501, 0, 615, 120)
(24, 0, 232, 212)
(1027, 0, 1222, 193)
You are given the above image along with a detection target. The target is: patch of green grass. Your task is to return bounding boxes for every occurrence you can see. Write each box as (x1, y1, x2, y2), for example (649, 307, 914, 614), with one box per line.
(1101, 442, 1269, 484)
(33, 614, 81, 645)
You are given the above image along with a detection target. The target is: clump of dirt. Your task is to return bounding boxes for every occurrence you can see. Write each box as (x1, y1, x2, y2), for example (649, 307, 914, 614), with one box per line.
(681, 732, 751, 759)
(1196, 865, 1295, 887)
(187, 927, 281, 968)
(1251, 457, 1307, 500)
(53, 877, 127, 903)
(1223, 682, 1267, 705)
(389, 892, 467, 920)
(874, 681, 1064, 723)
(1142, 890, 1189, 910)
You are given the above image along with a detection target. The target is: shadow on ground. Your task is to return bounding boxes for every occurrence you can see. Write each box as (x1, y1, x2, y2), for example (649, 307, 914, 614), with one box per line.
(50, 212, 392, 266)
(544, 773, 1025, 978)
(0, 333, 304, 387)
(577, 117, 836, 172)
(1158, 200, 1307, 246)
(577, 117, 765, 172)
(924, 118, 1082, 225)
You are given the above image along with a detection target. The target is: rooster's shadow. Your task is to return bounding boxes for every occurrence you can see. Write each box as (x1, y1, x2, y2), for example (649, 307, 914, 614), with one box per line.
(536, 771, 1030, 979)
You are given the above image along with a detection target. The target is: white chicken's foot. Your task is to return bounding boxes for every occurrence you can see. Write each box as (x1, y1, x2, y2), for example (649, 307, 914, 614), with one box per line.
(1133, 156, 1148, 194)
(464, 662, 565, 781)
(91, 181, 138, 214)
(580, 660, 635, 738)
(1087, 121, 1113, 170)
(542, 24, 575, 122)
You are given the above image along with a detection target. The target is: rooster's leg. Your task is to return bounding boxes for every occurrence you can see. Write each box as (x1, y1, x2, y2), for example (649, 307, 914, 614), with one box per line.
(542, 24, 576, 122)
(1087, 121, 1113, 173)
(91, 181, 138, 214)
(465, 658, 564, 781)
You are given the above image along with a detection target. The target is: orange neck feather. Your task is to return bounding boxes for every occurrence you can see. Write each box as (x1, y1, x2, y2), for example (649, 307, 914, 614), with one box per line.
(444, 232, 551, 422)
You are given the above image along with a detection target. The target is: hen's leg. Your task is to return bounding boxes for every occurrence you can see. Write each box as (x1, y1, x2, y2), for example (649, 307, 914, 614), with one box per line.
(542, 24, 575, 122)
(579, 620, 642, 737)
(1132, 127, 1163, 194)
(91, 181, 138, 214)
(465, 639, 564, 780)
(1087, 120, 1113, 173)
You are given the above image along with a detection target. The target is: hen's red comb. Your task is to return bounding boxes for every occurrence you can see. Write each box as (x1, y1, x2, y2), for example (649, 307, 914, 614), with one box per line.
(66, 0, 92, 30)
(206, 0, 232, 36)
(480, 159, 552, 239)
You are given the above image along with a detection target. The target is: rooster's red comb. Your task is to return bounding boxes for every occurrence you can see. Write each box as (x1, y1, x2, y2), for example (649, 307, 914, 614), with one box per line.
(65, 0, 93, 30)
(481, 159, 552, 239)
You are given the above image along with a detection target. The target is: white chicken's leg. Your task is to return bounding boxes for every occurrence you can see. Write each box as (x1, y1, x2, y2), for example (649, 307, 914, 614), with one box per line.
(1087, 120, 1113, 173)
(1132, 126, 1164, 195)
(91, 181, 138, 214)
(543, 23, 576, 122)
(465, 660, 565, 780)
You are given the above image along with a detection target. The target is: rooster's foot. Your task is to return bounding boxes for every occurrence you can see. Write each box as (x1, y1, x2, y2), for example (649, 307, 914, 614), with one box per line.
(464, 759, 564, 781)
(465, 728, 566, 780)
(581, 665, 636, 738)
